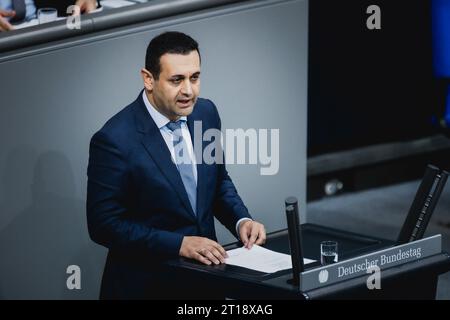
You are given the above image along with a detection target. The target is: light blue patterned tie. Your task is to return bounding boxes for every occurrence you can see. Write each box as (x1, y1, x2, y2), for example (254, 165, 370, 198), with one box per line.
(166, 120, 197, 215)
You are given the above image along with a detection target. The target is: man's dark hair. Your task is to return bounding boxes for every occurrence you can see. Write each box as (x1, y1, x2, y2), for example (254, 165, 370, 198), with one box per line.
(145, 31, 200, 80)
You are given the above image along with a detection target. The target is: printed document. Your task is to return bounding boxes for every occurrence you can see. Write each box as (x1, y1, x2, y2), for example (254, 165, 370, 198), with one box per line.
(225, 244, 315, 273)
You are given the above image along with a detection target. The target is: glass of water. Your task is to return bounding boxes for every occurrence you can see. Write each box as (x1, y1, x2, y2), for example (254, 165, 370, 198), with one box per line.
(38, 8, 58, 24)
(320, 241, 338, 265)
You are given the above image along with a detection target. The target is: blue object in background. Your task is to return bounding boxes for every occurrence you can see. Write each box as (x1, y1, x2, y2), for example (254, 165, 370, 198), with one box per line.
(445, 85, 450, 127)
(432, 0, 450, 127)
(432, 0, 450, 78)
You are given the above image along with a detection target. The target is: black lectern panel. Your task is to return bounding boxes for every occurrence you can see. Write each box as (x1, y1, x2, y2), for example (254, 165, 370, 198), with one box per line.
(165, 224, 450, 299)
(170, 224, 388, 281)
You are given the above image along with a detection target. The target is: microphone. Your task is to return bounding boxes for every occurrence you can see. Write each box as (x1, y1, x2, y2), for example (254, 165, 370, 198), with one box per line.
(285, 196, 305, 286)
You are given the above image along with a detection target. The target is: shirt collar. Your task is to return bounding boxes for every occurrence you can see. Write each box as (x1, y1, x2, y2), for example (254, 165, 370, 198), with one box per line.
(142, 90, 187, 129)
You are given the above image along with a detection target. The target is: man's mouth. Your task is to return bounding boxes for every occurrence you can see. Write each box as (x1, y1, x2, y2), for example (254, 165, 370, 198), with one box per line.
(177, 99, 192, 107)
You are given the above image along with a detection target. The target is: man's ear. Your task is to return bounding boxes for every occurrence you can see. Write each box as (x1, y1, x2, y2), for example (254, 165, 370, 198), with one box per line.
(141, 68, 155, 92)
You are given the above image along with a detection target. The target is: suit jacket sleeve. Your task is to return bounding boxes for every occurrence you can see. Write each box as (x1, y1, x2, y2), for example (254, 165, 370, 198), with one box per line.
(209, 100, 253, 238)
(86, 130, 184, 258)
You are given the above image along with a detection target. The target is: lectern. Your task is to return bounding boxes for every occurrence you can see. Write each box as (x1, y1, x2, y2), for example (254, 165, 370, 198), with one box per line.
(166, 224, 450, 299)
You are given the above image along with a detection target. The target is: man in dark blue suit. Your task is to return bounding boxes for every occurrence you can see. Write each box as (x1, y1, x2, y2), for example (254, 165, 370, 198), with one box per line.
(87, 31, 266, 299)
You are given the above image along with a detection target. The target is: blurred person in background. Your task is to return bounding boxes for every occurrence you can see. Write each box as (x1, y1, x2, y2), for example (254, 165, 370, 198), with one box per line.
(0, 0, 98, 31)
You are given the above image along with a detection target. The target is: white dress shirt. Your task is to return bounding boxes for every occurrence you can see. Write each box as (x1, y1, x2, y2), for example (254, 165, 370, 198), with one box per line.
(142, 91, 197, 183)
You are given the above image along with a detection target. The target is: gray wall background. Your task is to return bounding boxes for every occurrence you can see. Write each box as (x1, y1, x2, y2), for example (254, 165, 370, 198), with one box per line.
(0, 0, 307, 299)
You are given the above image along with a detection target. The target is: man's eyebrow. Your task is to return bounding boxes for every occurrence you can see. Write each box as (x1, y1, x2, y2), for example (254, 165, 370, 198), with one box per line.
(169, 71, 201, 79)
(170, 75, 185, 79)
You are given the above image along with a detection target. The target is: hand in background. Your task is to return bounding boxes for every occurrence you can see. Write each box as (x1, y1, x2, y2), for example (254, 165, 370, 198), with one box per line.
(238, 220, 266, 249)
(74, 0, 98, 15)
(0, 9, 15, 32)
(179, 236, 228, 265)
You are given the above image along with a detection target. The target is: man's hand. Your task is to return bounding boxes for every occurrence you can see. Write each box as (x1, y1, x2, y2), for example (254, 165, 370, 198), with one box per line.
(179, 236, 228, 265)
(0, 9, 15, 32)
(74, 0, 98, 14)
(239, 220, 266, 249)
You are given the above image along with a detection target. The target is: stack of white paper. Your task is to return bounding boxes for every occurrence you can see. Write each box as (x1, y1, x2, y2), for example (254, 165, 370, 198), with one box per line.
(225, 244, 315, 273)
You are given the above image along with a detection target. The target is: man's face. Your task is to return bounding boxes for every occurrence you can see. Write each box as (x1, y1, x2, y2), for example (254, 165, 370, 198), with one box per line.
(142, 51, 201, 121)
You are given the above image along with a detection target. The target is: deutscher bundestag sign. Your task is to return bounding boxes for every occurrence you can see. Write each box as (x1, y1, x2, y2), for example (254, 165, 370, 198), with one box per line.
(299, 234, 442, 291)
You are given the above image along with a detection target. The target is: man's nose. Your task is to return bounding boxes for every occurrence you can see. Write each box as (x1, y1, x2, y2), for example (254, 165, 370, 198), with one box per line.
(181, 79, 193, 96)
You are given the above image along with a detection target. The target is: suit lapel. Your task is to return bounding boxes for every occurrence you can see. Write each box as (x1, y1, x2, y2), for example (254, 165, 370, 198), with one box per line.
(134, 93, 197, 221)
